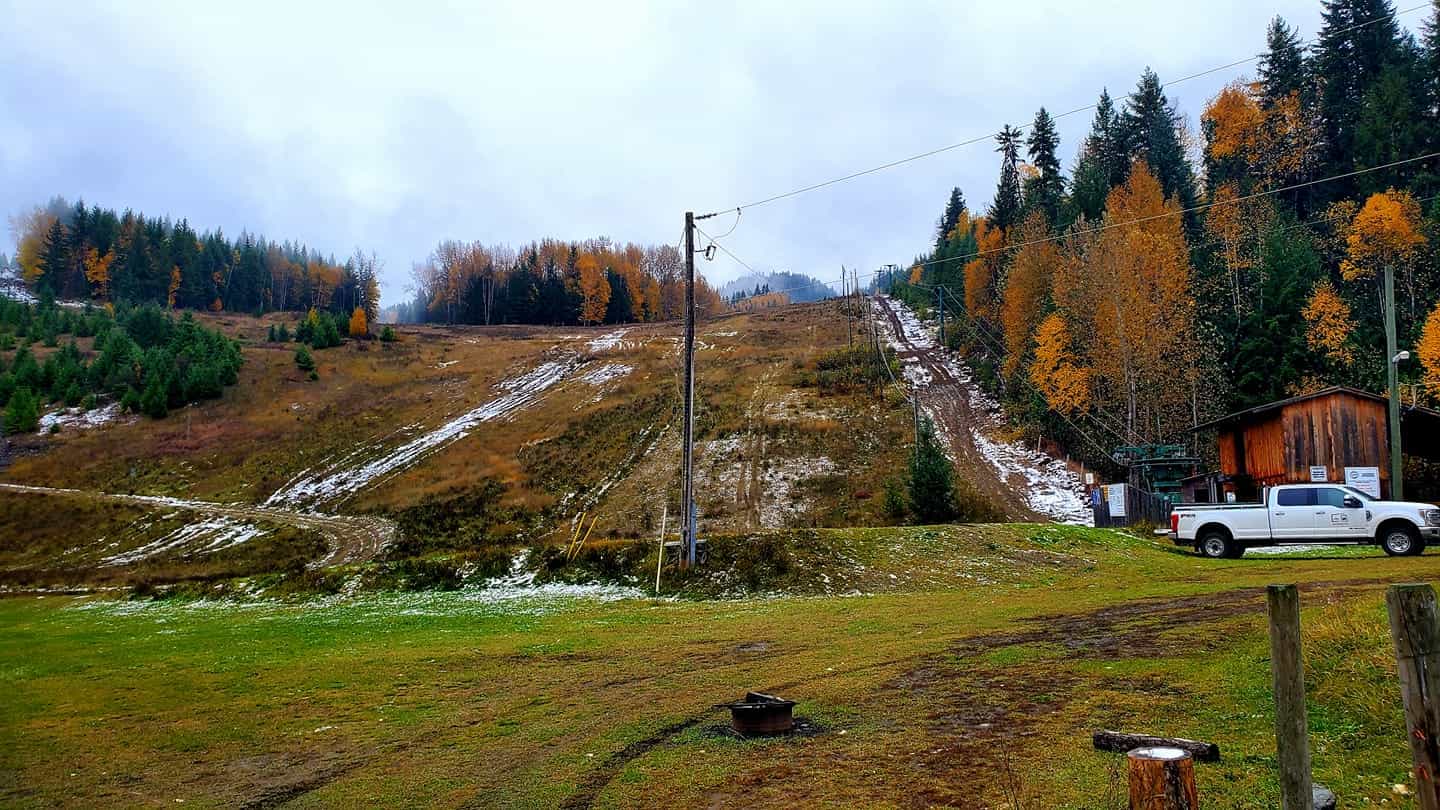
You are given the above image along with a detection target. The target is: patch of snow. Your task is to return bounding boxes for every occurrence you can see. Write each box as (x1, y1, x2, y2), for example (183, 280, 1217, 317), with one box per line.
(587, 329, 630, 352)
(39, 403, 124, 432)
(1247, 544, 1335, 555)
(436, 360, 459, 369)
(578, 364, 632, 385)
(102, 516, 266, 566)
(265, 354, 586, 508)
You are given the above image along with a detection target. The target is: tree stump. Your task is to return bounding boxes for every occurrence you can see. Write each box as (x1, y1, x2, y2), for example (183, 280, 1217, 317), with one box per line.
(1128, 747, 1198, 809)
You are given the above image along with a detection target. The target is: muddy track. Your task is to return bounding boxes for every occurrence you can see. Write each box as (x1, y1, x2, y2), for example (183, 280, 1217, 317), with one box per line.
(872, 297, 1039, 521)
(0, 483, 395, 567)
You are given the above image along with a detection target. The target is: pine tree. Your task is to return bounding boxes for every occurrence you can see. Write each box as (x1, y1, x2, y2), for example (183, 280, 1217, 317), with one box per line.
(989, 125, 1023, 232)
(1025, 108, 1064, 225)
(1069, 90, 1120, 221)
(3, 386, 39, 434)
(935, 187, 966, 253)
(907, 419, 956, 524)
(1230, 221, 1322, 406)
(1258, 16, 1309, 108)
(1313, 0, 1404, 194)
(1120, 69, 1199, 220)
(36, 218, 68, 298)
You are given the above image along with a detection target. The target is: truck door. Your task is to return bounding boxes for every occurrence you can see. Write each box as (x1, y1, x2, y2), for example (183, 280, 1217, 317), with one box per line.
(1271, 487, 1316, 540)
(1313, 487, 1365, 539)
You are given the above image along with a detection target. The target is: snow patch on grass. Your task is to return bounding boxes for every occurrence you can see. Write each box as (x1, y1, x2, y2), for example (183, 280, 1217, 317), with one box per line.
(578, 364, 632, 385)
(266, 355, 585, 508)
(39, 403, 125, 432)
(102, 517, 266, 566)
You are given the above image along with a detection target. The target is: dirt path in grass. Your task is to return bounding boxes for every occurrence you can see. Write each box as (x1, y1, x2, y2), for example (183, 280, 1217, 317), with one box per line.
(873, 294, 1092, 524)
(0, 483, 395, 567)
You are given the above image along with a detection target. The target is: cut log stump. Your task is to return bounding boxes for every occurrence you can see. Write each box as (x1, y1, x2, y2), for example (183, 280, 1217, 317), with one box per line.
(1128, 747, 1198, 810)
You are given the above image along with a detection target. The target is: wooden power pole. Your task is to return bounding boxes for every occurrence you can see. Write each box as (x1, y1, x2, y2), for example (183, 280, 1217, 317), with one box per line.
(681, 212, 698, 569)
(1385, 264, 1404, 500)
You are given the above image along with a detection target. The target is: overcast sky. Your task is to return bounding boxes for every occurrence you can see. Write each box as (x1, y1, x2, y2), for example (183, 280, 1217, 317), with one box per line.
(3, 1, 1425, 306)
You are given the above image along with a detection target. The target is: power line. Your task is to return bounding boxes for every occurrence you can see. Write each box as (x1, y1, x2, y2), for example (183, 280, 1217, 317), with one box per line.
(699, 151, 1440, 303)
(699, 3, 1431, 218)
(911, 150, 1440, 273)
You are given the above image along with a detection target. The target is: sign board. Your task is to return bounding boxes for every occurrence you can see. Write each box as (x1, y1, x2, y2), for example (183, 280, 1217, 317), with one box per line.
(1084, 472, 1094, 485)
(1105, 483, 1128, 518)
(1309, 465, 1328, 482)
(1225, 491, 1237, 503)
(1344, 466, 1382, 498)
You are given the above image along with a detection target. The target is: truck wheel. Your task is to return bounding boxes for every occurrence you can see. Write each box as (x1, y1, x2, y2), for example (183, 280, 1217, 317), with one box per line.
(1198, 530, 1235, 559)
(1381, 525, 1421, 557)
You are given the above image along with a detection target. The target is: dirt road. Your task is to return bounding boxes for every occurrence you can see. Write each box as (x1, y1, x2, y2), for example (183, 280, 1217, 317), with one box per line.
(0, 483, 394, 567)
(873, 295, 1089, 523)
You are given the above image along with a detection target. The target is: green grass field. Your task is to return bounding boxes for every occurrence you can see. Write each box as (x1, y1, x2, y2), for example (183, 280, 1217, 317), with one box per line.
(1, 526, 1434, 808)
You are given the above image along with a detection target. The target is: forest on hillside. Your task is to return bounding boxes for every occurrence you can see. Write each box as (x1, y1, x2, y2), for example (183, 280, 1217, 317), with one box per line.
(6, 197, 380, 323)
(397, 238, 726, 326)
(894, 0, 1440, 471)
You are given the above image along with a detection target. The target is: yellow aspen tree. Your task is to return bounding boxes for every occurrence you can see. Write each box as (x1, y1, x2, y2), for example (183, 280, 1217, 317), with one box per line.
(963, 217, 1004, 323)
(1204, 182, 1274, 321)
(999, 212, 1056, 377)
(1202, 80, 1264, 165)
(1302, 279, 1354, 365)
(1419, 301, 1440, 402)
(575, 253, 610, 325)
(9, 208, 54, 286)
(82, 247, 115, 300)
(1029, 312, 1091, 414)
(167, 266, 181, 308)
(349, 306, 368, 337)
(1341, 189, 1427, 282)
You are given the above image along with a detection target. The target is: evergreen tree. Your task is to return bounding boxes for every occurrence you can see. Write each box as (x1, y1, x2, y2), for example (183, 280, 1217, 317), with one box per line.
(1069, 90, 1121, 222)
(1258, 16, 1309, 108)
(1313, 0, 1405, 194)
(907, 419, 956, 524)
(1229, 221, 1323, 406)
(36, 219, 68, 298)
(1024, 107, 1064, 225)
(3, 386, 39, 434)
(1120, 69, 1199, 218)
(989, 125, 1024, 232)
(935, 187, 966, 252)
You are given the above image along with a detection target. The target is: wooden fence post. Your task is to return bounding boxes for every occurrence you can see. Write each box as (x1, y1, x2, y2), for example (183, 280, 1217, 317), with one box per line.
(1387, 583, 1440, 810)
(1268, 584, 1313, 810)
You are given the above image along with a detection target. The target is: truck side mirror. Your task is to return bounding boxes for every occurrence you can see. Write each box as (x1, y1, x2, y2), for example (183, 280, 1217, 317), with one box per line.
(1343, 496, 1362, 509)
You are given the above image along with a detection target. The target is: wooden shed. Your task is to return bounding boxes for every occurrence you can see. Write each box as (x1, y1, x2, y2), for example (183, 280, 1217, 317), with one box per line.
(1191, 386, 1440, 500)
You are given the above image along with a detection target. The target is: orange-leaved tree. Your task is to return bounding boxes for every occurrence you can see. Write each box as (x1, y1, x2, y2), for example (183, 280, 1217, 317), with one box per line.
(1419, 301, 1440, 403)
(1301, 279, 1354, 366)
(349, 307, 368, 337)
(999, 212, 1057, 378)
(576, 253, 610, 325)
(1029, 312, 1091, 415)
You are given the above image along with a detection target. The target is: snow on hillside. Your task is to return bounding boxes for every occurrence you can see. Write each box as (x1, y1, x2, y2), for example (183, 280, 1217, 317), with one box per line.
(267, 330, 633, 509)
(875, 296, 1091, 525)
(102, 516, 266, 566)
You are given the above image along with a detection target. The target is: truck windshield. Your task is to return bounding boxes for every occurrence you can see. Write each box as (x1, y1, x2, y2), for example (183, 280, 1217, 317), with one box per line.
(1341, 486, 1374, 502)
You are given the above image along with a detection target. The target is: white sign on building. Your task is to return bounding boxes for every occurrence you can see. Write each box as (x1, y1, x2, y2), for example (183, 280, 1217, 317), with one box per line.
(1309, 465, 1328, 482)
(1344, 466, 1382, 498)
(1105, 483, 1128, 518)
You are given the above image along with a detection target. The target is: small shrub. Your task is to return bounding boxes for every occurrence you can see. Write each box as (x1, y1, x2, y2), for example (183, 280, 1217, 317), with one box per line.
(380, 325, 397, 342)
(294, 345, 315, 372)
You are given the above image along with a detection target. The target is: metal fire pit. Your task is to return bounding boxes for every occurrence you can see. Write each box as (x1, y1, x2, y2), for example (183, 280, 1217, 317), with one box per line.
(726, 692, 796, 736)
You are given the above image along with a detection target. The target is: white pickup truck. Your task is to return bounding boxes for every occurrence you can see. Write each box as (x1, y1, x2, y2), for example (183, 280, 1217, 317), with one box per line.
(1168, 483, 1440, 558)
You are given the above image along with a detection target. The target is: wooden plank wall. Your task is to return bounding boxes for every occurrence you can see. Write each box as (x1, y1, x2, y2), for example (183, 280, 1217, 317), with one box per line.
(1217, 392, 1390, 491)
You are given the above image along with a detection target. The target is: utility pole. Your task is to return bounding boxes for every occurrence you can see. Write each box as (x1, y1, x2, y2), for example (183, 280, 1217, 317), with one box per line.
(681, 212, 698, 568)
(1385, 263, 1404, 500)
(843, 266, 852, 347)
(936, 287, 945, 345)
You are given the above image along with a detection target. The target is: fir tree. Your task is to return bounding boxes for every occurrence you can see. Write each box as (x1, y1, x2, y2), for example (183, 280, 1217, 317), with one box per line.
(1120, 69, 1199, 219)
(907, 419, 956, 524)
(1069, 90, 1121, 222)
(1229, 221, 1322, 406)
(36, 218, 68, 298)
(1313, 0, 1405, 193)
(3, 386, 39, 434)
(1024, 107, 1064, 225)
(935, 187, 966, 253)
(1257, 16, 1308, 108)
(989, 125, 1024, 232)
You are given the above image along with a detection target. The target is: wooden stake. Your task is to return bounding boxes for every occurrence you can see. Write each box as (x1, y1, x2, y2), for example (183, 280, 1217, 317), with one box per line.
(1127, 747, 1197, 809)
(1267, 584, 1314, 810)
(654, 505, 667, 595)
(1387, 583, 1440, 810)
